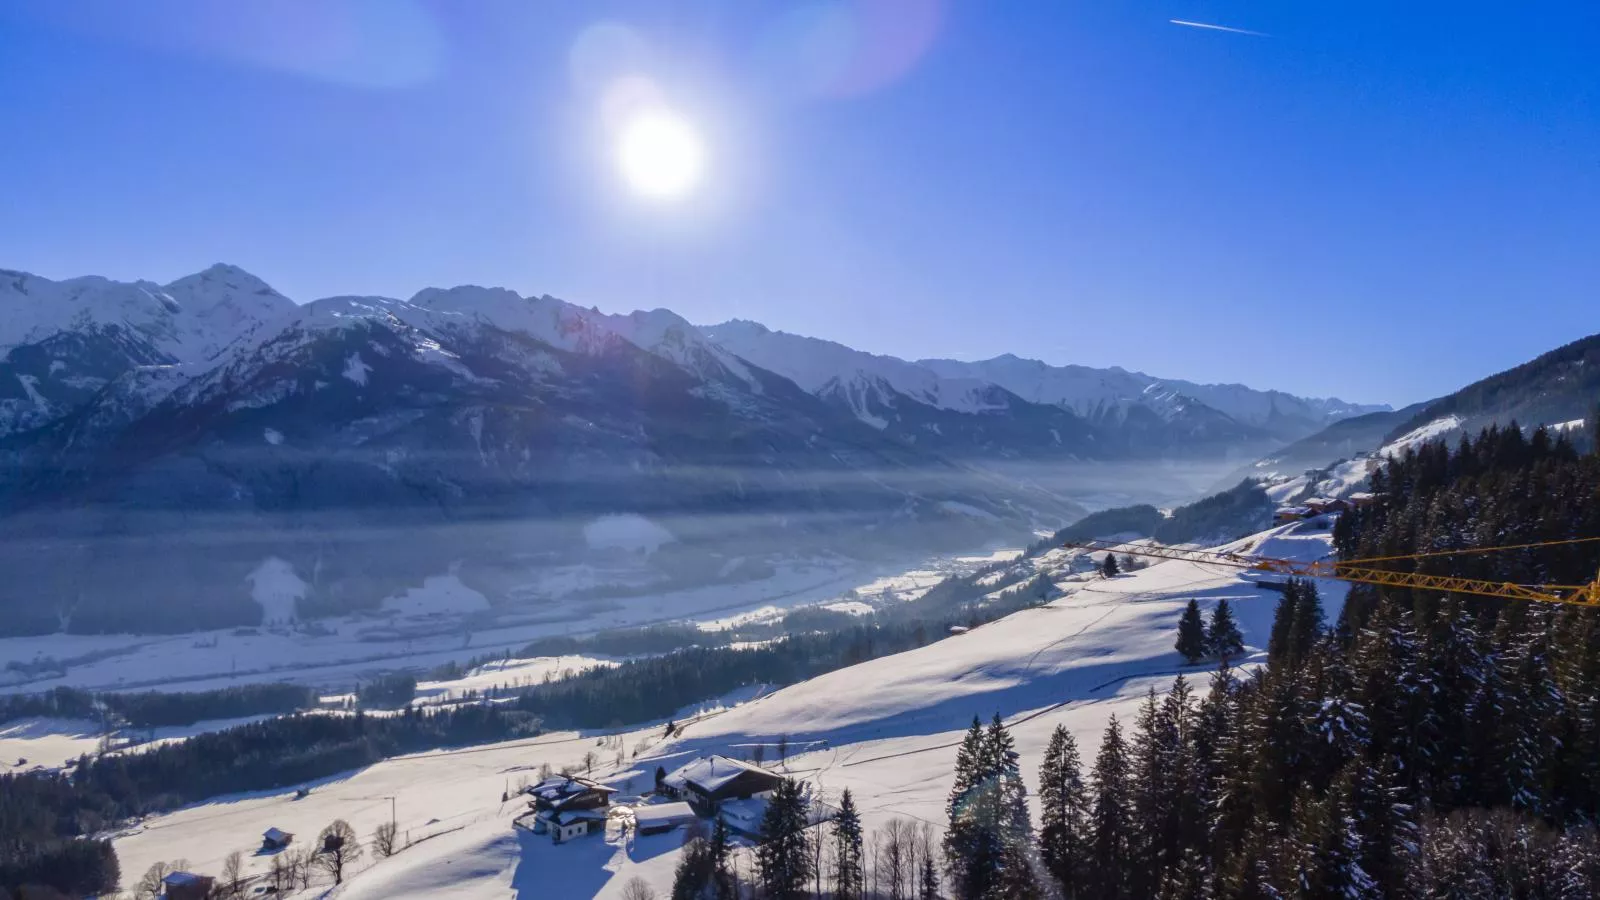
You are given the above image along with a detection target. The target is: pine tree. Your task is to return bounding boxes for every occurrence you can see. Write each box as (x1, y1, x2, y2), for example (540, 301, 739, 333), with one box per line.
(1089, 716, 1134, 899)
(1131, 687, 1186, 896)
(1289, 579, 1325, 664)
(986, 714, 1040, 900)
(832, 789, 865, 900)
(920, 853, 941, 900)
(673, 826, 715, 900)
(1102, 554, 1121, 578)
(709, 816, 737, 900)
(757, 778, 812, 899)
(1206, 599, 1245, 662)
(1176, 600, 1208, 664)
(1037, 725, 1090, 897)
(1267, 588, 1297, 667)
(945, 716, 1002, 899)
(1295, 779, 1376, 899)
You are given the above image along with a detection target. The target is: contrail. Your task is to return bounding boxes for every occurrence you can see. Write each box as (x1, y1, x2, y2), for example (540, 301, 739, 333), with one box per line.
(1169, 19, 1268, 37)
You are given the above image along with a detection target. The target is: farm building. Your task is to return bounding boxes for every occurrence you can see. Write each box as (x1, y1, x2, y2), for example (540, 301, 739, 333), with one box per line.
(658, 755, 785, 815)
(516, 775, 617, 844)
(161, 871, 215, 900)
(261, 827, 293, 852)
(631, 801, 698, 836)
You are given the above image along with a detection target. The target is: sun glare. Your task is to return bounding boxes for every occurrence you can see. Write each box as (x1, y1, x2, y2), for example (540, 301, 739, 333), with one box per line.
(616, 110, 705, 200)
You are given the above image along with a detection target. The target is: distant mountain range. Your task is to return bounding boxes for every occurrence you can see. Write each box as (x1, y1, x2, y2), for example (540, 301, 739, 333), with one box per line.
(703, 320, 1385, 459)
(0, 264, 1386, 636)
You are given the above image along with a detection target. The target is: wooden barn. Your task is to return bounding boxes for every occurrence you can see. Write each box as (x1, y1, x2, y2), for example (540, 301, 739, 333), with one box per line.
(659, 755, 785, 815)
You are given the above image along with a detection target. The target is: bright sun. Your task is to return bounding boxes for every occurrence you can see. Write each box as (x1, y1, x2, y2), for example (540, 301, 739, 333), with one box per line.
(616, 110, 704, 199)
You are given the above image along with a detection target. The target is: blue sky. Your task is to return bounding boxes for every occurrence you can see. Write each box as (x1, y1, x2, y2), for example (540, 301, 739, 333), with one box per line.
(1, 1, 1596, 406)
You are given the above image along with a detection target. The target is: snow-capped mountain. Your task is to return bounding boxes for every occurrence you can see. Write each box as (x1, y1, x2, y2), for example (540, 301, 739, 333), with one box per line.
(705, 321, 1384, 456)
(917, 353, 1385, 442)
(0, 264, 294, 436)
(0, 266, 1079, 637)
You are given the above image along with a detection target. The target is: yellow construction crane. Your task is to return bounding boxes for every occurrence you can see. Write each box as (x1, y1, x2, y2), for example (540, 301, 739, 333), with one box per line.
(1064, 536, 1600, 608)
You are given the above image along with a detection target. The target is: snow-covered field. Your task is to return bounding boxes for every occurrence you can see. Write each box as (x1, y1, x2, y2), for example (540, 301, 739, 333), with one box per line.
(0, 551, 1016, 696)
(107, 520, 1347, 898)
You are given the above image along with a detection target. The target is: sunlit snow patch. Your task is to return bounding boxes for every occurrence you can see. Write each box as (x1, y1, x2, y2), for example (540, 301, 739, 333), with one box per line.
(382, 575, 492, 619)
(583, 514, 677, 555)
(247, 557, 305, 625)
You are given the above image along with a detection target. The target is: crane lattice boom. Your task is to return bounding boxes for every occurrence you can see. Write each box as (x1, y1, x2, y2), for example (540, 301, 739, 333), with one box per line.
(1065, 538, 1600, 608)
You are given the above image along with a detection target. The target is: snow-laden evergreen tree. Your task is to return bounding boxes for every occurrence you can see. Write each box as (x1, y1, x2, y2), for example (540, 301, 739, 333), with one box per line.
(1497, 611, 1564, 816)
(672, 825, 716, 900)
(1176, 600, 1208, 664)
(1037, 724, 1090, 897)
(756, 778, 812, 900)
(1299, 646, 1368, 790)
(1206, 599, 1245, 662)
(1419, 599, 1486, 805)
(1290, 580, 1325, 659)
(1102, 554, 1121, 578)
(1295, 777, 1377, 899)
(945, 716, 1003, 900)
(1340, 758, 1414, 892)
(1350, 603, 1435, 799)
(988, 714, 1042, 899)
(831, 788, 865, 900)
(1089, 715, 1134, 899)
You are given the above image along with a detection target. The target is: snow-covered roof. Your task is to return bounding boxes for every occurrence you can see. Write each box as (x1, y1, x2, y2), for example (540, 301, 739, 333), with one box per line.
(664, 755, 776, 794)
(631, 801, 697, 828)
(543, 808, 608, 826)
(263, 827, 292, 842)
(163, 871, 207, 886)
(526, 775, 616, 802)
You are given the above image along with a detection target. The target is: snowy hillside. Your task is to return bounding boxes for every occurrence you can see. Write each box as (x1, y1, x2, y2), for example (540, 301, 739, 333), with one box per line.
(108, 518, 1349, 898)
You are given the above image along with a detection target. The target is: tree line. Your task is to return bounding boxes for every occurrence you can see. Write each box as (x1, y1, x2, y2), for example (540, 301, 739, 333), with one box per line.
(0, 683, 316, 731)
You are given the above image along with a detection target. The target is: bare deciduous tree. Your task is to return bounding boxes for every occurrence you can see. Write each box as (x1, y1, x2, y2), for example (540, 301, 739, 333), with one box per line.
(372, 820, 399, 858)
(619, 876, 657, 900)
(220, 850, 245, 897)
(583, 750, 599, 774)
(134, 862, 171, 900)
(315, 819, 364, 885)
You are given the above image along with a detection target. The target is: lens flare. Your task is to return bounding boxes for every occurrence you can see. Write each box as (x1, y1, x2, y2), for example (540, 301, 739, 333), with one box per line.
(616, 110, 705, 200)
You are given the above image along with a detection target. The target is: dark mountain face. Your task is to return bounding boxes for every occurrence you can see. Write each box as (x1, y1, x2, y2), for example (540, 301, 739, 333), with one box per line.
(0, 290, 1080, 636)
(1382, 332, 1600, 443)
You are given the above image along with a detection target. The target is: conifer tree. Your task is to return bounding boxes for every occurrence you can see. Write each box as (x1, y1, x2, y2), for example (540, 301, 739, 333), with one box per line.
(1295, 780, 1376, 899)
(832, 789, 865, 900)
(920, 853, 941, 900)
(709, 817, 737, 900)
(1267, 589, 1296, 666)
(756, 778, 812, 899)
(1037, 725, 1090, 897)
(1102, 554, 1121, 578)
(672, 826, 715, 900)
(1206, 599, 1244, 662)
(945, 716, 1002, 899)
(1176, 600, 1207, 664)
(1089, 716, 1134, 899)
(1288, 579, 1325, 664)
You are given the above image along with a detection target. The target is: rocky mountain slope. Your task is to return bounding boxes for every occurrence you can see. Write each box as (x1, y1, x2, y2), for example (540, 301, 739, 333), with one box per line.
(0, 269, 1077, 636)
(705, 320, 1385, 459)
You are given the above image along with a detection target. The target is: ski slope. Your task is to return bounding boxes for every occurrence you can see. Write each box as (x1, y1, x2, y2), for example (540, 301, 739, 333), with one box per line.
(109, 521, 1347, 898)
